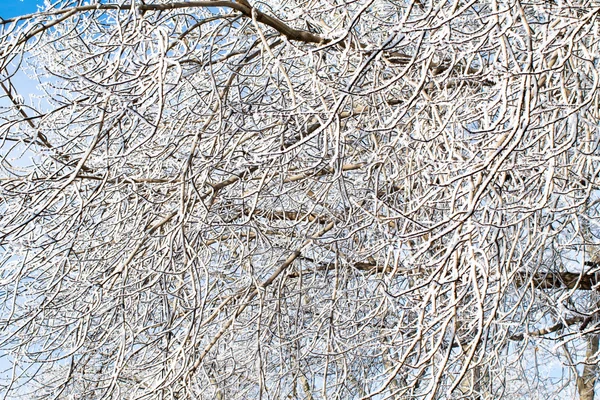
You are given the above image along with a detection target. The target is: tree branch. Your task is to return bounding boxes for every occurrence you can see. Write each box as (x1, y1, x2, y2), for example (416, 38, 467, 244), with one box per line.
(515, 270, 600, 291)
(509, 316, 585, 341)
(2, 1, 325, 45)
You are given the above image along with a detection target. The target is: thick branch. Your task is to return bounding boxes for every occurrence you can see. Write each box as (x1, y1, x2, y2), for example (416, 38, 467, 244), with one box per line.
(2, 1, 325, 44)
(509, 316, 585, 341)
(516, 270, 600, 291)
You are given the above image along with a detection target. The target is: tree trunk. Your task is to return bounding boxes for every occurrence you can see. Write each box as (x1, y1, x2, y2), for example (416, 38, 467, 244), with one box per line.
(577, 333, 598, 400)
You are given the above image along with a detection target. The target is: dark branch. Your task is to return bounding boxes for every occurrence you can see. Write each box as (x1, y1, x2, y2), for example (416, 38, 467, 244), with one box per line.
(510, 316, 585, 341)
(515, 270, 600, 291)
(2, 1, 325, 44)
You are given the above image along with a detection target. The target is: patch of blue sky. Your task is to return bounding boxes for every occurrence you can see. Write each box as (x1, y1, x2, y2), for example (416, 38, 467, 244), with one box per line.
(0, 0, 57, 175)
(0, 2, 47, 397)
(0, 0, 43, 20)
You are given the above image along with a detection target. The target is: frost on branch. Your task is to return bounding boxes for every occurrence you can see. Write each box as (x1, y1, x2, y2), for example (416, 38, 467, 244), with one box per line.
(1, 0, 600, 399)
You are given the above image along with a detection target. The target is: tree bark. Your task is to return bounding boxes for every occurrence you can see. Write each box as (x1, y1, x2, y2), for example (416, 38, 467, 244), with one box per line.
(577, 333, 598, 400)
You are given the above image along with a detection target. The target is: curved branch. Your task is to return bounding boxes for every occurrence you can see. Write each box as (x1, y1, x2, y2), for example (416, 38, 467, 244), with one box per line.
(2, 1, 325, 45)
(509, 316, 584, 341)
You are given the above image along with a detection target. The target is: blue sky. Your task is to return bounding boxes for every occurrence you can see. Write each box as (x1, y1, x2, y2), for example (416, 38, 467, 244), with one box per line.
(0, 0, 43, 19)
(0, 3, 44, 390)
(0, 0, 46, 173)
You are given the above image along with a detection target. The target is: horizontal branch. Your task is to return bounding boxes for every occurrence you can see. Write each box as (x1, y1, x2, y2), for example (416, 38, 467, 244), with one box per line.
(509, 316, 585, 341)
(286, 258, 392, 279)
(2, 1, 325, 44)
(515, 270, 600, 291)
(2, 0, 497, 86)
